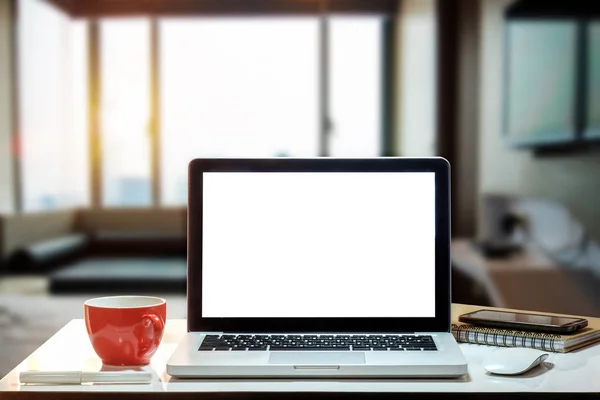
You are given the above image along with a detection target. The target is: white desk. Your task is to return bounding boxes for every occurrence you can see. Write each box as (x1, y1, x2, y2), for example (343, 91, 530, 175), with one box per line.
(1, 318, 600, 399)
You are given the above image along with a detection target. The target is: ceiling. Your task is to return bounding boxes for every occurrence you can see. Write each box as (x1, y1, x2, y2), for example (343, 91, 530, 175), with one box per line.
(45, 0, 399, 18)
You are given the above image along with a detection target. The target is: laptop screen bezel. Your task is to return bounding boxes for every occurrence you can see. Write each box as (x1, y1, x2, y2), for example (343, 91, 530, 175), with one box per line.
(187, 157, 450, 333)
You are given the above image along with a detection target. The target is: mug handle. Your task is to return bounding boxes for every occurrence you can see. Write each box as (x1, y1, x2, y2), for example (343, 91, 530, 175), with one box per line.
(138, 314, 165, 355)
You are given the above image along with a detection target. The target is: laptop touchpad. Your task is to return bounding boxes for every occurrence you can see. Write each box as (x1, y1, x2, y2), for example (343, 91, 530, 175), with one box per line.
(269, 352, 366, 365)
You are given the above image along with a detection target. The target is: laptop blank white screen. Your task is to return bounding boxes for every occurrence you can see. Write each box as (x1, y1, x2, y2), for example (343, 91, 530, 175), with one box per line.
(202, 172, 436, 318)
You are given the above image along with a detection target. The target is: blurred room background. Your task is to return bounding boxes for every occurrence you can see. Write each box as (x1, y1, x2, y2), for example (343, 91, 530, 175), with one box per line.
(1, 0, 600, 376)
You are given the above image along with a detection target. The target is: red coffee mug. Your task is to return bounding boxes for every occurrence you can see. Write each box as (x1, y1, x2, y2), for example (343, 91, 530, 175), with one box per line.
(84, 296, 166, 366)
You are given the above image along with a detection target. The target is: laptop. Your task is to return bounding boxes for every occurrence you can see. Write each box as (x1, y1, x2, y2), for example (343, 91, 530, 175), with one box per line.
(167, 157, 468, 378)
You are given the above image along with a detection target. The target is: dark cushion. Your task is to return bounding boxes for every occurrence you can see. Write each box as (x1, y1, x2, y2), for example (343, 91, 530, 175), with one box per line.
(49, 258, 186, 294)
(8, 235, 89, 273)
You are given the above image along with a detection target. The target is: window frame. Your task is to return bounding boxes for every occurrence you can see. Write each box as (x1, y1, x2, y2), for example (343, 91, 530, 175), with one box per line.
(15, 1, 397, 211)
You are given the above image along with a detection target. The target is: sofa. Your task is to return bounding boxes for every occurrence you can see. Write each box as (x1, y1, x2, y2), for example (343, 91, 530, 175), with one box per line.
(1, 209, 187, 294)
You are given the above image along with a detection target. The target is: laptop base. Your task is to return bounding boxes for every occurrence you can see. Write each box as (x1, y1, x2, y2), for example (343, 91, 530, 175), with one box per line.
(167, 332, 468, 378)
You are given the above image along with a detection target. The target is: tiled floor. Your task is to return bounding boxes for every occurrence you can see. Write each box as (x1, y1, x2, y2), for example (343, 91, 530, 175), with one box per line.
(0, 276, 186, 378)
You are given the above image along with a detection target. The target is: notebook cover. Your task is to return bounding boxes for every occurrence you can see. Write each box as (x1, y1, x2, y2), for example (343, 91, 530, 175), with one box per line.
(451, 303, 600, 353)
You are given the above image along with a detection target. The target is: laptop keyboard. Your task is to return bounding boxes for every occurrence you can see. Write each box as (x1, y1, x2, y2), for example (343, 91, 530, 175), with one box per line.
(198, 334, 437, 352)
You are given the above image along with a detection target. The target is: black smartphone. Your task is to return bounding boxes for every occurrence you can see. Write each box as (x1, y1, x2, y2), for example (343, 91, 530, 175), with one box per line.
(459, 309, 588, 334)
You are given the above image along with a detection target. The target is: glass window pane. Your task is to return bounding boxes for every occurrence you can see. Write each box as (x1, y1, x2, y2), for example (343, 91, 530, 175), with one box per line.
(160, 18, 319, 206)
(329, 17, 382, 156)
(18, 0, 89, 211)
(101, 19, 151, 207)
(505, 21, 577, 144)
(586, 22, 600, 139)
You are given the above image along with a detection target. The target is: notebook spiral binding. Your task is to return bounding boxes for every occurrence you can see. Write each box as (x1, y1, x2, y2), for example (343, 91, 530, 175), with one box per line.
(451, 324, 562, 352)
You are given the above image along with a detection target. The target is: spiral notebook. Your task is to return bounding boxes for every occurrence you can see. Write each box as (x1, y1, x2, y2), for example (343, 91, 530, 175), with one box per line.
(451, 304, 600, 353)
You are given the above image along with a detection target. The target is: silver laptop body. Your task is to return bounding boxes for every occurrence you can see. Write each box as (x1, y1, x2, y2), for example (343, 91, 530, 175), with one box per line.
(167, 157, 467, 378)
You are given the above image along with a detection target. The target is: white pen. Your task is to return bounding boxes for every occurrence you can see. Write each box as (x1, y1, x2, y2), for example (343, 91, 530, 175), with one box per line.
(19, 371, 153, 385)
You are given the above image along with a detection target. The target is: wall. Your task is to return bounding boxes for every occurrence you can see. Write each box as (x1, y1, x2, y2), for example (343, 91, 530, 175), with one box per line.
(479, 0, 600, 242)
(0, 0, 14, 214)
(394, 0, 436, 156)
(396, 0, 480, 236)
(454, 0, 481, 237)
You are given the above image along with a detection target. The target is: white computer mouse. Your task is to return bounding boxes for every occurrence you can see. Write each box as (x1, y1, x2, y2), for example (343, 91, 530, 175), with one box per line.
(483, 348, 549, 376)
